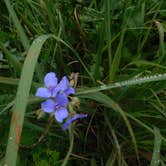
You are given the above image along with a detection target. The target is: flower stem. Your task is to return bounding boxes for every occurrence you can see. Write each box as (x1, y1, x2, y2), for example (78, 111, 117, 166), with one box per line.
(61, 127, 74, 166)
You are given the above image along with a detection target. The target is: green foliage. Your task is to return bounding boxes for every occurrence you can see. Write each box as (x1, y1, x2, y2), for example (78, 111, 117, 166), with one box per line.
(0, 0, 166, 165)
(33, 149, 60, 166)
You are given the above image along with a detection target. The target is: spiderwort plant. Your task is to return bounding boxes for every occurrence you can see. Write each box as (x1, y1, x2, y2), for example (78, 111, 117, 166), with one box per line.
(36, 72, 87, 129)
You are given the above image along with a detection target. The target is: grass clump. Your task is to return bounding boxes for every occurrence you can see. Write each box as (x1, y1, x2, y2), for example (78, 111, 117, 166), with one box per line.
(0, 0, 166, 165)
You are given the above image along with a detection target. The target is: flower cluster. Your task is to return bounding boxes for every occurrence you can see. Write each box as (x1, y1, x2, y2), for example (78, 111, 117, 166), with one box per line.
(36, 72, 87, 130)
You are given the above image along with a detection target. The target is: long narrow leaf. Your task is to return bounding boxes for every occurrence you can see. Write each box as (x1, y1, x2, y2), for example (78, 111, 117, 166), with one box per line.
(4, 0, 30, 50)
(76, 73, 166, 95)
(4, 35, 51, 166)
(0, 42, 22, 74)
(150, 127, 161, 166)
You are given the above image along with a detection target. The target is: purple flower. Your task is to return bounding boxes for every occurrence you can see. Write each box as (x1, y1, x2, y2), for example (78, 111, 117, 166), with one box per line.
(36, 73, 75, 106)
(41, 99, 68, 122)
(36, 72, 76, 123)
(62, 114, 88, 130)
(36, 72, 59, 98)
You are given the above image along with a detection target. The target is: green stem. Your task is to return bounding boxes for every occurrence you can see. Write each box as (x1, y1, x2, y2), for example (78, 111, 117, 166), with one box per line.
(61, 128, 74, 166)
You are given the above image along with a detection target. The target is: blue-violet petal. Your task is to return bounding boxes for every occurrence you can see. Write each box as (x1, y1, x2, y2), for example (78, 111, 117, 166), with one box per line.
(55, 107, 68, 123)
(56, 93, 69, 106)
(62, 114, 88, 130)
(44, 72, 58, 89)
(56, 76, 69, 91)
(65, 87, 75, 95)
(41, 99, 56, 113)
(36, 87, 51, 98)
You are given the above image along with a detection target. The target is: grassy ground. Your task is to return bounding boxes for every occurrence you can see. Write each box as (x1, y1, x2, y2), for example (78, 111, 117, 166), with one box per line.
(0, 0, 166, 165)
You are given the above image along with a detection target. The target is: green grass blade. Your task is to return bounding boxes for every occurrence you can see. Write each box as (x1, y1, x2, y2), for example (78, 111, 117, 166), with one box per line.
(43, 0, 57, 33)
(0, 42, 22, 74)
(109, 29, 125, 82)
(156, 21, 165, 62)
(126, 60, 166, 70)
(104, 113, 122, 166)
(76, 73, 166, 95)
(51, 11, 63, 67)
(93, 23, 105, 80)
(138, 2, 161, 53)
(109, 3, 128, 83)
(0, 76, 40, 90)
(61, 128, 74, 166)
(150, 127, 162, 166)
(4, 35, 51, 166)
(0, 76, 19, 85)
(4, 0, 30, 50)
(0, 100, 14, 116)
(105, 0, 112, 67)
